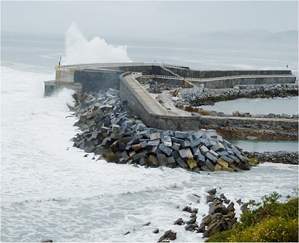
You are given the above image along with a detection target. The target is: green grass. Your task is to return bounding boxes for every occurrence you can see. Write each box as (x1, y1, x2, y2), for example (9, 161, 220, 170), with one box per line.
(207, 193, 298, 242)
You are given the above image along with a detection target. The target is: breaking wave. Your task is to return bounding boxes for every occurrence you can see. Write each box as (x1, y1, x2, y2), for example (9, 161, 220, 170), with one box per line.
(63, 23, 131, 65)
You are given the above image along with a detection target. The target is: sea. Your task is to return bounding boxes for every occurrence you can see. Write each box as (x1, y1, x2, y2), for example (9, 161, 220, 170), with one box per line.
(1, 28, 298, 242)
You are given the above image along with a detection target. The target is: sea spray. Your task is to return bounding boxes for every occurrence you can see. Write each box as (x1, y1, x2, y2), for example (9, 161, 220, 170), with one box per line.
(63, 23, 131, 65)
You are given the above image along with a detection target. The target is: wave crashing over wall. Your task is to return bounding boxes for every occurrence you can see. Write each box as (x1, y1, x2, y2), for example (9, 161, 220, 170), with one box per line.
(63, 23, 131, 65)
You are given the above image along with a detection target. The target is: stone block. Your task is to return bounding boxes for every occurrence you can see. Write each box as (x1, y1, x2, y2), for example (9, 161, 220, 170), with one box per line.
(205, 159, 215, 171)
(179, 148, 193, 159)
(200, 145, 209, 154)
(217, 158, 229, 168)
(161, 135, 172, 147)
(149, 132, 160, 140)
(172, 142, 180, 151)
(159, 144, 173, 156)
(174, 131, 189, 139)
(187, 159, 198, 170)
(176, 157, 188, 169)
(206, 152, 218, 163)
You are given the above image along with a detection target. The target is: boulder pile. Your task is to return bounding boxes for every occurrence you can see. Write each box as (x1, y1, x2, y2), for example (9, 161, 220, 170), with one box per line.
(245, 151, 299, 165)
(71, 89, 250, 172)
(199, 189, 237, 238)
(178, 83, 298, 106)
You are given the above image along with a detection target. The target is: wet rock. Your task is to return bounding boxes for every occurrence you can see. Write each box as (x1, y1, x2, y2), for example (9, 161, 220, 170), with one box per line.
(185, 223, 198, 232)
(158, 230, 177, 242)
(153, 228, 159, 234)
(207, 188, 217, 195)
(174, 218, 184, 225)
(186, 217, 196, 225)
(182, 206, 193, 213)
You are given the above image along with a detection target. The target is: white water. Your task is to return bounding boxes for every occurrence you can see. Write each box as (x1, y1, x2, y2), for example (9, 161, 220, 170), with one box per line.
(63, 23, 131, 65)
(1, 66, 298, 242)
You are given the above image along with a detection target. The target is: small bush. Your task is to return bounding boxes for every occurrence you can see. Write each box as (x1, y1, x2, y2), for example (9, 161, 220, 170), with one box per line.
(207, 193, 298, 242)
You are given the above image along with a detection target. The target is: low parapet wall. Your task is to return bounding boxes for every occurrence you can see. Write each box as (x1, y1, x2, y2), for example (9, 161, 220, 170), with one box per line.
(190, 75, 296, 89)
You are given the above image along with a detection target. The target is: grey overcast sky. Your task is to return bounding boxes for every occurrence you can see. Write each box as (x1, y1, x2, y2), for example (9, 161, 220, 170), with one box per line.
(1, 1, 298, 38)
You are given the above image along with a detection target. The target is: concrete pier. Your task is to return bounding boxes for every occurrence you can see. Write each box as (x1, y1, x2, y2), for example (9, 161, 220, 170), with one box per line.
(44, 62, 298, 140)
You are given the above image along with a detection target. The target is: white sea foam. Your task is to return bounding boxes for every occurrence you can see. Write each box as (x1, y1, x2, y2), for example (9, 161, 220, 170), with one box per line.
(63, 23, 131, 65)
(1, 66, 298, 242)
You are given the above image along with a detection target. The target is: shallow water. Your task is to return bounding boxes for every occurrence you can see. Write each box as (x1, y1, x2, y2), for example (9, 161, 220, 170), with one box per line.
(232, 140, 298, 152)
(201, 97, 299, 115)
(1, 66, 298, 242)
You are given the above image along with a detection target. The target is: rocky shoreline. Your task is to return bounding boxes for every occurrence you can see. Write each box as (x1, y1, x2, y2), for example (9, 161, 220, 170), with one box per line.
(245, 151, 299, 165)
(148, 188, 250, 242)
(178, 83, 298, 106)
(70, 89, 252, 172)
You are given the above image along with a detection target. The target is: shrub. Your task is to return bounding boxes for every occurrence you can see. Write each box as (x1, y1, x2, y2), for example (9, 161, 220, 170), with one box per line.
(207, 193, 298, 242)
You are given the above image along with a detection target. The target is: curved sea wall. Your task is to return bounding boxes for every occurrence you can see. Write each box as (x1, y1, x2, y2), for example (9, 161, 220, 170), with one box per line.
(120, 72, 298, 140)
(45, 62, 298, 140)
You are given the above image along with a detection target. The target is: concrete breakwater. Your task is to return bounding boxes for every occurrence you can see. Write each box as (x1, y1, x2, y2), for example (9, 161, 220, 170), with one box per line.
(71, 89, 251, 172)
(45, 63, 298, 141)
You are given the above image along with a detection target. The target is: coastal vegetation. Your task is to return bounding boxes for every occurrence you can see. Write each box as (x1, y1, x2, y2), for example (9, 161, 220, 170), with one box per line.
(207, 193, 298, 242)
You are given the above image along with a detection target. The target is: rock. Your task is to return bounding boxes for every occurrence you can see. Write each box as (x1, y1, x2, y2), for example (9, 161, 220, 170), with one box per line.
(205, 160, 215, 171)
(174, 131, 188, 139)
(179, 148, 193, 159)
(176, 156, 188, 169)
(124, 231, 130, 235)
(174, 218, 184, 225)
(143, 222, 151, 226)
(209, 203, 228, 215)
(214, 164, 222, 171)
(201, 215, 212, 225)
(190, 212, 197, 218)
(207, 188, 217, 195)
(182, 206, 193, 213)
(217, 159, 229, 168)
(159, 144, 173, 156)
(187, 158, 198, 170)
(185, 223, 198, 232)
(161, 135, 172, 147)
(209, 149, 219, 158)
(147, 139, 160, 147)
(158, 230, 177, 242)
(197, 223, 205, 233)
(186, 217, 196, 225)
(153, 228, 159, 234)
(200, 145, 209, 154)
(211, 142, 225, 152)
(41, 240, 53, 243)
(132, 143, 143, 152)
(203, 221, 222, 237)
(206, 194, 215, 203)
(206, 152, 218, 163)
(150, 132, 160, 140)
(172, 142, 180, 151)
